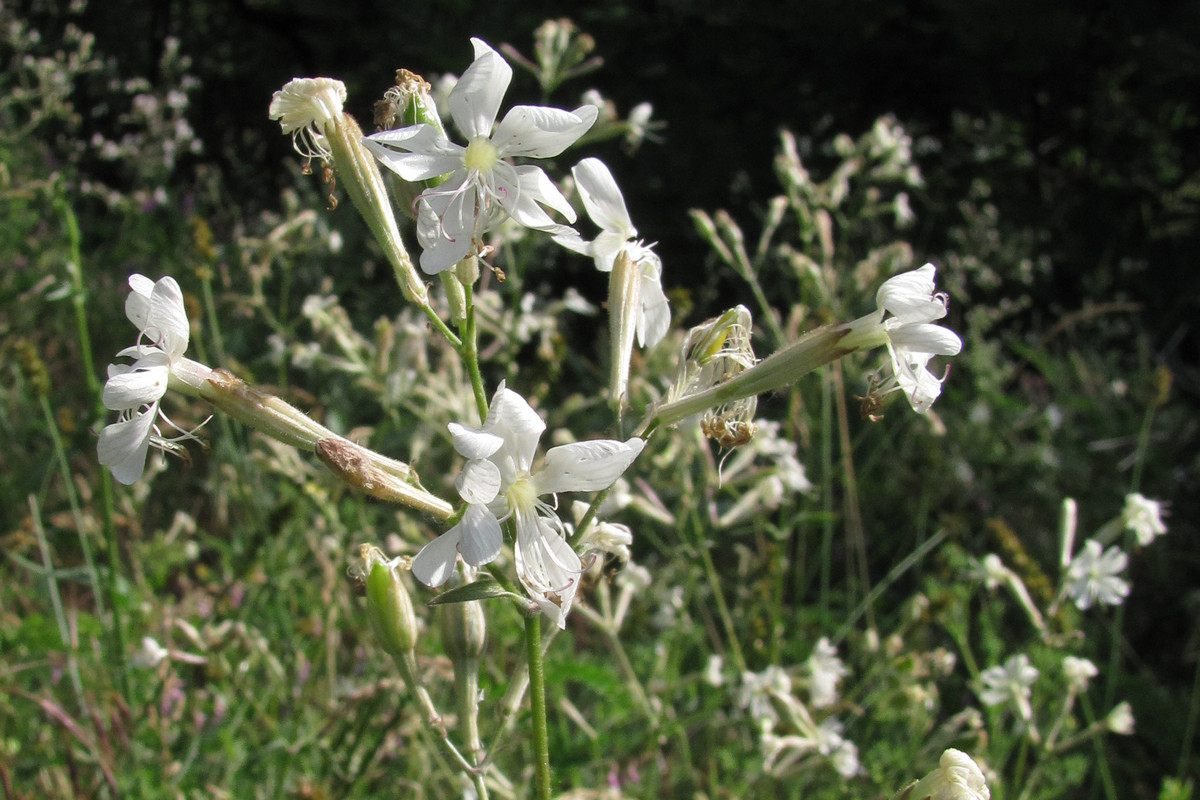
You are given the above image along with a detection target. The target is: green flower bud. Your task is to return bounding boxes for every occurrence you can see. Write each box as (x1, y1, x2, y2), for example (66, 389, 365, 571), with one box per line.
(362, 545, 419, 657)
(440, 597, 487, 664)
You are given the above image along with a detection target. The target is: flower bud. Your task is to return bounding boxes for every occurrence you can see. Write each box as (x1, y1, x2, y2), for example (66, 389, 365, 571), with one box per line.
(440, 597, 487, 664)
(609, 250, 642, 407)
(361, 545, 419, 658)
(374, 69, 452, 217)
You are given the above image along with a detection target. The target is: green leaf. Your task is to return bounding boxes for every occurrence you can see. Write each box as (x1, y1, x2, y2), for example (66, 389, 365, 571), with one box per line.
(426, 578, 524, 606)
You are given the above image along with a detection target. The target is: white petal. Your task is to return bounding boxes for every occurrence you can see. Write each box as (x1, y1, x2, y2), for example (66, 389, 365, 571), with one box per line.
(498, 164, 577, 230)
(552, 231, 594, 257)
(146, 276, 190, 358)
(414, 174, 478, 273)
(877, 264, 946, 322)
(485, 387, 546, 471)
(586, 230, 629, 273)
(638, 280, 671, 348)
(124, 274, 155, 329)
(491, 104, 599, 159)
(535, 437, 645, 495)
(364, 126, 465, 181)
(411, 528, 463, 588)
(101, 362, 169, 411)
(897, 365, 945, 413)
(97, 411, 156, 484)
(889, 322, 963, 357)
(456, 458, 502, 505)
(514, 516, 581, 629)
(571, 158, 634, 236)
(451, 39, 511, 140)
(449, 422, 505, 460)
(456, 503, 504, 566)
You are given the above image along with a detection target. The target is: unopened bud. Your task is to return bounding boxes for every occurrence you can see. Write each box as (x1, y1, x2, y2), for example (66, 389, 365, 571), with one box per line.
(361, 545, 419, 657)
(374, 70, 452, 217)
(440, 597, 487, 664)
(609, 250, 642, 408)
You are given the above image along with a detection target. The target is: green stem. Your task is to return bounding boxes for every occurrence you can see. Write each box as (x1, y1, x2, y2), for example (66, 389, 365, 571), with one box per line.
(29, 495, 87, 712)
(58, 195, 129, 697)
(39, 394, 103, 617)
(455, 661, 489, 800)
(1081, 694, 1118, 800)
(689, 513, 746, 672)
(524, 614, 552, 800)
(461, 285, 489, 423)
(1127, 399, 1158, 493)
(422, 302, 463, 350)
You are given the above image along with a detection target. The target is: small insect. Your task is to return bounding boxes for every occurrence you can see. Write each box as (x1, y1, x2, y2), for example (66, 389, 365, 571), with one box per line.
(701, 414, 757, 448)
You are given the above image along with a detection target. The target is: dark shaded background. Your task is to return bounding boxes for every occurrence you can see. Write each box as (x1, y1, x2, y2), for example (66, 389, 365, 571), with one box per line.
(50, 0, 1199, 354)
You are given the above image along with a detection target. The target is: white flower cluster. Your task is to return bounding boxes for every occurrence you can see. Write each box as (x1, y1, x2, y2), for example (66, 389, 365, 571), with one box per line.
(738, 655, 859, 779)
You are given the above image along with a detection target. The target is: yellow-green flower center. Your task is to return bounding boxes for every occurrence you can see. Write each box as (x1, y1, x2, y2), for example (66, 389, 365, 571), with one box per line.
(506, 474, 538, 513)
(463, 135, 500, 172)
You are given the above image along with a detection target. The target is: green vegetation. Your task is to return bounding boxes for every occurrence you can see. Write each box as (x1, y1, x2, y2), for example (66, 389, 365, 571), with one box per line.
(2, 5, 1195, 798)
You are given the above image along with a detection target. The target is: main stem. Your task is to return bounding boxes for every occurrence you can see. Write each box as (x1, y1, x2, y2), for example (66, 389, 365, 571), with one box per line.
(524, 614, 552, 800)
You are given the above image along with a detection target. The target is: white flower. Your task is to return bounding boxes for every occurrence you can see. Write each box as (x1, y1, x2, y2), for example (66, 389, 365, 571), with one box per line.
(1061, 656, 1098, 691)
(704, 654, 725, 687)
(845, 264, 963, 412)
(556, 158, 670, 349)
(909, 748, 991, 800)
(1122, 493, 1168, 545)
(805, 637, 849, 708)
(268, 77, 347, 160)
(1105, 701, 1135, 735)
(411, 384, 643, 626)
(978, 653, 1039, 721)
(97, 275, 212, 484)
(131, 635, 169, 668)
(1064, 540, 1130, 610)
(738, 666, 792, 723)
(813, 717, 860, 777)
(364, 38, 598, 274)
(973, 553, 1009, 590)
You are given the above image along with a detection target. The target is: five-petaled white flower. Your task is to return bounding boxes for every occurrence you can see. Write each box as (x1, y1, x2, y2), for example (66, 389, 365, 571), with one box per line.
(805, 637, 849, 709)
(978, 653, 1039, 721)
(1064, 539, 1130, 610)
(1061, 656, 1098, 692)
(412, 384, 643, 627)
(845, 264, 963, 412)
(364, 38, 598, 274)
(1121, 492, 1168, 545)
(97, 275, 212, 484)
(556, 158, 670, 349)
